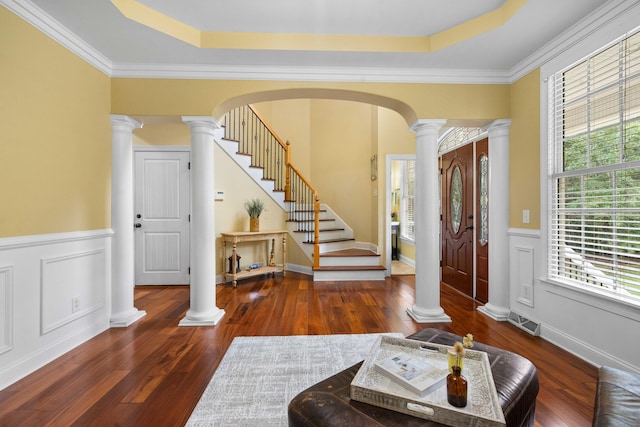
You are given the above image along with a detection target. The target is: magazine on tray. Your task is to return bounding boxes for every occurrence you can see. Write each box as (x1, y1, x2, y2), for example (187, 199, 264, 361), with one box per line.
(374, 351, 448, 397)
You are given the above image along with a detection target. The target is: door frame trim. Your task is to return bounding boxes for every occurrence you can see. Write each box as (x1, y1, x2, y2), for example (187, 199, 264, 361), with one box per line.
(385, 154, 416, 276)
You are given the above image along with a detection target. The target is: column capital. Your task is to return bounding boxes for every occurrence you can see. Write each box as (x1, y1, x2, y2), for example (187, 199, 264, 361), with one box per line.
(182, 116, 220, 135)
(484, 119, 512, 136)
(110, 114, 142, 131)
(410, 119, 447, 136)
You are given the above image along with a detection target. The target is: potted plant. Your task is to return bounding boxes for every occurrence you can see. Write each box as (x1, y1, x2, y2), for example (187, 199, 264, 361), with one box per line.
(244, 198, 265, 232)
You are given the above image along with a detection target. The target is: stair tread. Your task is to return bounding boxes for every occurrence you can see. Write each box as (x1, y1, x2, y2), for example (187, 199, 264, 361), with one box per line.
(303, 238, 355, 244)
(294, 228, 344, 233)
(320, 249, 379, 257)
(287, 218, 336, 222)
(313, 265, 386, 271)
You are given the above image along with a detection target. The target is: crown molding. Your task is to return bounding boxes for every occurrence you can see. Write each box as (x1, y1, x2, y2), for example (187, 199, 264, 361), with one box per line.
(110, 63, 511, 84)
(509, 0, 638, 82)
(2, 0, 112, 75)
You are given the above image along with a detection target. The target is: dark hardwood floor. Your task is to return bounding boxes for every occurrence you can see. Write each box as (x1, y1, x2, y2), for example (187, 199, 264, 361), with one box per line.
(0, 272, 597, 426)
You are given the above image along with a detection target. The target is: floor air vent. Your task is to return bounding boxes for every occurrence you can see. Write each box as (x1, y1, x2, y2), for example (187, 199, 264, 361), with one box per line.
(507, 311, 540, 336)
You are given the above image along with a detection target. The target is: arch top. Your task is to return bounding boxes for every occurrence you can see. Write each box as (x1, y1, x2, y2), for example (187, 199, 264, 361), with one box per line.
(212, 88, 418, 127)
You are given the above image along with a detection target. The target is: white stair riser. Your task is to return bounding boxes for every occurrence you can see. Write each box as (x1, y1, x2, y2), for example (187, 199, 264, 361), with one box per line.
(320, 256, 381, 267)
(313, 270, 386, 282)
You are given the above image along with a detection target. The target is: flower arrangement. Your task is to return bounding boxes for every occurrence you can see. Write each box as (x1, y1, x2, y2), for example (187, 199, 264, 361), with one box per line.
(448, 333, 473, 373)
(244, 198, 265, 218)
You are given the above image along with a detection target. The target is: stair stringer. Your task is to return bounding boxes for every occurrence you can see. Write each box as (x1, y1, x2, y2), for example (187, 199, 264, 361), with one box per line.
(214, 130, 287, 210)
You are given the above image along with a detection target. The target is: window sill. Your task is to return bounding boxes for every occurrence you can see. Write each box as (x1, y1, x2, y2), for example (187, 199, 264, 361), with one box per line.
(540, 276, 640, 322)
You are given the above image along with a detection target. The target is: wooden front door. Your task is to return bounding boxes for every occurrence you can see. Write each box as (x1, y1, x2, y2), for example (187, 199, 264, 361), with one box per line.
(441, 143, 474, 297)
(134, 150, 191, 285)
(475, 138, 489, 303)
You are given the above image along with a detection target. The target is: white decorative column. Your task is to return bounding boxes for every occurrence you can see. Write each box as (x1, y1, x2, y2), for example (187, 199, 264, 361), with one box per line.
(407, 119, 451, 323)
(478, 119, 512, 321)
(110, 115, 146, 327)
(179, 116, 225, 326)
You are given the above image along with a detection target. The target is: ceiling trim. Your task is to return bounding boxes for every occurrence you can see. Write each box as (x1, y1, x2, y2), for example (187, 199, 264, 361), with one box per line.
(509, 0, 637, 82)
(110, 63, 511, 84)
(2, 0, 112, 76)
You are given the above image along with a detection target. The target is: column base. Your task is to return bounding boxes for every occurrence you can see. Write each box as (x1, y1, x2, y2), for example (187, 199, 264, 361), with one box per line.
(407, 305, 451, 323)
(110, 309, 147, 328)
(179, 308, 225, 326)
(478, 303, 510, 321)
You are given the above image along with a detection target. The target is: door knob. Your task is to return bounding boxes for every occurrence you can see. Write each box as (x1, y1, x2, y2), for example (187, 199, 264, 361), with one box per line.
(134, 223, 142, 228)
(465, 225, 474, 230)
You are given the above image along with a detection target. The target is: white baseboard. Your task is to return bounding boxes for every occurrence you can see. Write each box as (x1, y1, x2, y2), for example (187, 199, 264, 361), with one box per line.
(541, 322, 640, 373)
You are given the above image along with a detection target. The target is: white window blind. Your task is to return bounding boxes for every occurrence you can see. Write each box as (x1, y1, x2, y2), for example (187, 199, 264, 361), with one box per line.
(548, 28, 640, 303)
(401, 160, 415, 241)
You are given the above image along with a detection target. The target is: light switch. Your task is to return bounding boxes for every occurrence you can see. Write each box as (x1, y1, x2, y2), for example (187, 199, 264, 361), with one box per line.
(522, 209, 530, 224)
(215, 190, 224, 201)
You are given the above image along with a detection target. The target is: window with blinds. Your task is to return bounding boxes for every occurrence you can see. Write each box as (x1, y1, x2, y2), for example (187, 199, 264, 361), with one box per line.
(548, 28, 640, 304)
(400, 160, 416, 241)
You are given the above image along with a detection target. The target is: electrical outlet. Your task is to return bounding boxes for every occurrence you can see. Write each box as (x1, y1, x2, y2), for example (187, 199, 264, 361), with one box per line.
(522, 209, 530, 224)
(72, 296, 80, 313)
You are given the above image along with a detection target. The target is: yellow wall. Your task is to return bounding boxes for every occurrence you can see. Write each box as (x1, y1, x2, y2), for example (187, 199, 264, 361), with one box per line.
(111, 79, 511, 126)
(310, 100, 374, 242)
(510, 69, 541, 229)
(0, 8, 111, 238)
(1, 7, 541, 246)
(253, 100, 312, 178)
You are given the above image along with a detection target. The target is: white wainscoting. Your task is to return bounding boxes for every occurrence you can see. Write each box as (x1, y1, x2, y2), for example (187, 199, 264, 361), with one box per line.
(0, 230, 112, 390)
(509, 227, 640, 372)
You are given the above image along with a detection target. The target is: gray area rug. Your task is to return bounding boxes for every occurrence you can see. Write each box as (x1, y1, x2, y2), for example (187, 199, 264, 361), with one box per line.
(186, 333, 403, 426)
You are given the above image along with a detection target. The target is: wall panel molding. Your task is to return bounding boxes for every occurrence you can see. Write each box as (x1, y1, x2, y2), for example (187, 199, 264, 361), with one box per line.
(0, 266, 13, 356)
(40, 250, 106, 335)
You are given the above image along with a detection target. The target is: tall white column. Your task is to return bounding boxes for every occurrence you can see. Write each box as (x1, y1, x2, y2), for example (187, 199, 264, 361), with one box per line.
(110, 115, 146, 327)
(179, 116, 225, 326)
(478, 119, 512, 321)
(407, 119, 451, 323)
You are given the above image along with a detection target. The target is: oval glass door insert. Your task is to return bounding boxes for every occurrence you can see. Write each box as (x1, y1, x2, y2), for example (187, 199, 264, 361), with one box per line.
(451, 166, 462, 233)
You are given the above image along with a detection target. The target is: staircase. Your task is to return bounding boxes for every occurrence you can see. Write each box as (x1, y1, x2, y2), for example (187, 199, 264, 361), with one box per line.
(215, 105, 385, 281)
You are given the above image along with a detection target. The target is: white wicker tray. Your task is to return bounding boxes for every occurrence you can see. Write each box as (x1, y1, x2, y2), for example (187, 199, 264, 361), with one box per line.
(350, 335, 506, 426)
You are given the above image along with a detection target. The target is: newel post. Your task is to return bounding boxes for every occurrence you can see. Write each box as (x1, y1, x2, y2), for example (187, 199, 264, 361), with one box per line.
(284, 141, 292, 201)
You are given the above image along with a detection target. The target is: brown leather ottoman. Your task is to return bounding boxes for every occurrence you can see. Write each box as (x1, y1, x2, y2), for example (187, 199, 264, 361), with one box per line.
(288, 328, 539, 426)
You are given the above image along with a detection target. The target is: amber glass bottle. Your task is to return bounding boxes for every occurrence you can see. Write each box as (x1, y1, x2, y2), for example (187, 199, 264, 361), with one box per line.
(446, 366, 468, 407)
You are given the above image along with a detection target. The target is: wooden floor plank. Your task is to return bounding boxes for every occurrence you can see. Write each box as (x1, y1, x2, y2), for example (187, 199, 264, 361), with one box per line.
(0, 273, 598, 426)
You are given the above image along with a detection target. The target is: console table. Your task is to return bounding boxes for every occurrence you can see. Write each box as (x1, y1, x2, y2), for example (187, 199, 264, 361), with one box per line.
(221, 230, 287, 287)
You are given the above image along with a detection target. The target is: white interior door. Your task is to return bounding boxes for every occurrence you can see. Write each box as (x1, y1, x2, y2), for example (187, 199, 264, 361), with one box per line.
(134, 150, 190, 285)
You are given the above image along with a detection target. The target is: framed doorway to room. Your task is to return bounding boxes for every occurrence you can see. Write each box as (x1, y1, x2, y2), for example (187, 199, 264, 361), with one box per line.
(439, 134, 489, 303)
(386, 154, 416, 276)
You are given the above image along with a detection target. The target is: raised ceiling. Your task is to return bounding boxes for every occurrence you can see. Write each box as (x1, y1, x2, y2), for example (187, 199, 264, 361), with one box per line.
(9, 0, 617, 81)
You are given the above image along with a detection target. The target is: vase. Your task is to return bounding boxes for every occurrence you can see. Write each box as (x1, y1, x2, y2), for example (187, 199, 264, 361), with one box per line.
(250, 217, 260, 232)
(447, 366, 467, 407)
